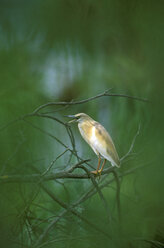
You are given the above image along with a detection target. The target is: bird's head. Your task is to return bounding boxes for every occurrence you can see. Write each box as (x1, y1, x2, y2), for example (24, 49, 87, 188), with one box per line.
(65, 113, 91, 124)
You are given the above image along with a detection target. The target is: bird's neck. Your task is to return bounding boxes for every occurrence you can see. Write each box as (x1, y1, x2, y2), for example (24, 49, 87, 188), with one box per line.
(78, 120, 95, 140)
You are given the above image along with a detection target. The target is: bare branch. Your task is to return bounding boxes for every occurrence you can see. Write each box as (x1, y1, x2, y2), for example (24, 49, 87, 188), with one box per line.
(23, 119, 68, 149)
(32, 89, 149, 114)
(134, 238, 164, 248)
(32, 163, 149, 246)
(106, 93, 149, 102)
(112, 171, 121, 222)
(74, 164, 112, 222)
(0, 117, 22, 132)
(0, 89, 149, 248)
(34, 210, 67, 247)
(0, 159, 92, 184)
(41, 149, 69, 176)
(75, 162, 151, 204)
(1, 140, 25, 175)
(23, 118, 95, 170)
(120, 124, 141, 162)
(34, 181, 111, 247)
(33, 89, 112, 113)
(0, 159, 150, 184)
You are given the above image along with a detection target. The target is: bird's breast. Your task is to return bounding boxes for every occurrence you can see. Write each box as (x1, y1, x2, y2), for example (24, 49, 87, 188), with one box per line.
(78, 121, 93, 144)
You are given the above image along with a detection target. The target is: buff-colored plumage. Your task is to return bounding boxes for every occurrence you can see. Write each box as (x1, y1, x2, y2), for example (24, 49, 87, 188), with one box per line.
(66, 113, 120, 174)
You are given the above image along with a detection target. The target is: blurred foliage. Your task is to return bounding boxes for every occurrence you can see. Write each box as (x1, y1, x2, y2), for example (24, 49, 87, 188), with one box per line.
(0, 0, 164, 247)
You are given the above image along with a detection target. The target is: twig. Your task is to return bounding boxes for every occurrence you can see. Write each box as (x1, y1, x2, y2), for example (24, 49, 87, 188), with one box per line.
(35, 113, 65, 125)
(34, 182, 111, 247)
(65, 124, 79, 163)
(120, 124, 141, 162)
(23, 118, 95, 170)
(0, 117, 22, 132)
(23, 119, 68, 148)
(23, 119, 95, 170)
(0, 90, 149, 133)
(0, 89, 149, 248)
(0, 140, 25, 175)
(32, 163, 149, 246)
(33, 164, 150, 247)
(34, 210, 67, 247)
(90, 175, 112, 222)
(33, 89, 112, 113)
(32, 89, 149, 114)
(134, 238, 164, 248)
(106, 93, 149, 102)
(112, 171, 121, 222)
(0, 160, 151, 184)
(41, 149, 69, 176)
(75, 164, 112, 222)
(76, 162, 151, 204)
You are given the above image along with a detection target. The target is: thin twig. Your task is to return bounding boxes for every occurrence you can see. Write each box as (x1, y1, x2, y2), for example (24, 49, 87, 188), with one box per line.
(0, 90, 149, 133)
(134, 238, 164, 248)
(33, 89, 112, 113)
(106, 93, 149, 102)
(34, 210, 67, 247)
(76, 162, 151, 204)
(91, 175, 112, 222)
(34, 182, 111, 247)
(120, 124, 141, 162)
(0, 90, 148, 248)
(32, 89, 149, 114)
(0, 160, 151, 184)
(112, 171, 121, 222)
(76, 164, 112, 222)
(23, 118, 68, 148)
(0, 140, 25, 175)
(32, 163, 149, 246)
(23, 118, 95, 170)
(41, 149, 69, 176)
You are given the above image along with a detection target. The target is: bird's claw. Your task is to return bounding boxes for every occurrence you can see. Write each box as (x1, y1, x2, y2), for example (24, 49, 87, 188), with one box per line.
(91, 170, 102, 178)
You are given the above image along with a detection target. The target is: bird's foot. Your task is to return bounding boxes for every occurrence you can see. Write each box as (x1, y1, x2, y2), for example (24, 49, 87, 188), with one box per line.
(91, 169, 102, 177)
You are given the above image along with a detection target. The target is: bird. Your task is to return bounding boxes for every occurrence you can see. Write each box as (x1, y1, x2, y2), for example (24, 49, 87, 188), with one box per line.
(65, 113, 120, 175)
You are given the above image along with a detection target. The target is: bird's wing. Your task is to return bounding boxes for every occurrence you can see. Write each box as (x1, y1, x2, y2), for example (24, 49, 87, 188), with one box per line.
(93, 122, 120, 167)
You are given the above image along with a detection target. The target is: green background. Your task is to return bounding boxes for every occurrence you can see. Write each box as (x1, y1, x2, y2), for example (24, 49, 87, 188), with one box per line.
(0, 0, 163, 247)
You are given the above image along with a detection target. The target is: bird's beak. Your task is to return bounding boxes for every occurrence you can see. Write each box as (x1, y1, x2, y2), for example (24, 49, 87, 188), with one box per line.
(64, 115, 77, 123)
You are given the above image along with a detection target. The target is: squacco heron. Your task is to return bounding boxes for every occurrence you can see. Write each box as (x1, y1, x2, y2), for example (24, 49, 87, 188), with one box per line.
(66, 113, 120, 174)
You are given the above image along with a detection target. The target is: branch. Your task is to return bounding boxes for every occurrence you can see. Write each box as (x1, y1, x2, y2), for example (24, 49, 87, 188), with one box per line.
(0, 89, 150, 248)
(0, 89, 149, 133)
(32, 89, 149, 114)
(32, 162, 149, 246)
(90, 174, 112, 222)
(22, 119, 95, 170)
(75, 162, 151, 205)
(0, 159, 92, 184)
(41, 149, 69, 176)
(34, 210, 67, 247)
(0, 121, 143, 185)
(75, 164, 112, 222)
(120, 124, 141, 162)
(112, 170, 121, 222)
(106, 93, 149, 102)
(0, 157, 151, 184)
(34, 181, 111, 247)
(134, 238, 164, 248)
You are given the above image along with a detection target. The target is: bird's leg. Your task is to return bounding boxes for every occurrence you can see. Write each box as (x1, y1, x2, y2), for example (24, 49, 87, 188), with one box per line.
(98, 159, 106, 174)
(91, 156, 101, 175)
